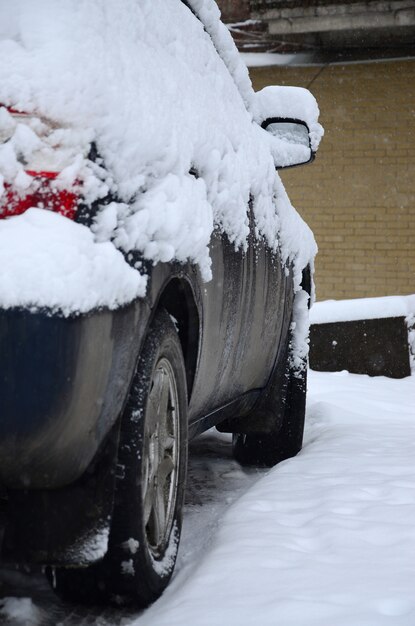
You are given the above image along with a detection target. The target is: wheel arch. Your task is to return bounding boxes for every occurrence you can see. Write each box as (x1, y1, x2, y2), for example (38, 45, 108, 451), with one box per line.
(156, 277, 200, 400)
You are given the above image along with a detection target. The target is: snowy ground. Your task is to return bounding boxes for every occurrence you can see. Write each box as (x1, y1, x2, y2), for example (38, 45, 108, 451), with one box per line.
(1, 369, 415, 625)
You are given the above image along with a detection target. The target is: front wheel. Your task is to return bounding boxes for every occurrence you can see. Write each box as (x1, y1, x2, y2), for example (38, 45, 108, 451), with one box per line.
(51, 309, 188, 606)
(232, 361, 307, 468)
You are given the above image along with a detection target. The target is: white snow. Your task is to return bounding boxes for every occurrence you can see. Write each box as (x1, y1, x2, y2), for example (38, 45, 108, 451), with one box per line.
(242, 52, 302, 67)
(0, 208, 146, 316)
(130, 369, 415, 626)
(289, 287, 311, 373)
(311, 294, 415, 324)
(121, 559, 135, 577)
(122, 538, 140, 555)
(0, 107, 108, 205)
(0, 597, 44, 625)
(227, 19, 263, 28)
(150, 522, 180, 577)
(74, 523, 110, 565)
(253, 85, 324, 152)
(0, 0, 318, 319)
(408, 315, 415, 372)
(189, 0, 255, 112)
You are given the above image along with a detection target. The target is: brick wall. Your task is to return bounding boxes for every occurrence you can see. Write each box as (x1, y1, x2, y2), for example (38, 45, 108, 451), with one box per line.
(250, 59, 415, 300)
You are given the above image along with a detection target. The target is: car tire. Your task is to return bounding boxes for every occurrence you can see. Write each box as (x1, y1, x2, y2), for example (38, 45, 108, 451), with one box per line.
(232, 353, 307, 467)
(49, 308, 188, 606)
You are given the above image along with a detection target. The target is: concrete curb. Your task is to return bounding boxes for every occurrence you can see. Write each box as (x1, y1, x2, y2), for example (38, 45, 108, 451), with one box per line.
(309, 316, 412, 379)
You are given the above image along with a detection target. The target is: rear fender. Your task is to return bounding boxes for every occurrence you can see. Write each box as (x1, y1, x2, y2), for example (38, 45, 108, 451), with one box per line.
(2, 420, 119, 566)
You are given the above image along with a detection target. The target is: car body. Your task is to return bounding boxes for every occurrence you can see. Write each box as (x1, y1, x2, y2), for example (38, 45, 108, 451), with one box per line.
(0, 0, 322, 606)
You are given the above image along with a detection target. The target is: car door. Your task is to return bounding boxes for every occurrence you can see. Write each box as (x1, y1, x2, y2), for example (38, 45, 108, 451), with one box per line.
(175, 2, 288, 423)
(188, 214, 287, 422)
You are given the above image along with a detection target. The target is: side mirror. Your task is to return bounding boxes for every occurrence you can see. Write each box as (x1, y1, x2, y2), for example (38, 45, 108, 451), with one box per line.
(254, 86, 324, 170)
(261, 117, 314, 170)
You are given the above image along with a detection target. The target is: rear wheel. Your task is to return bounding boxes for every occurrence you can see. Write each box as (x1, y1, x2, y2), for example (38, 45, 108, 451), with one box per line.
(50, 309, 188, 606)
(232, 356, 307, 468)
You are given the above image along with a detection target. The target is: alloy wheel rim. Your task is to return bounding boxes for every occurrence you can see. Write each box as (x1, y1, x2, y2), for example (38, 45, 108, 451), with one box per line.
(142, 357, 179, 558)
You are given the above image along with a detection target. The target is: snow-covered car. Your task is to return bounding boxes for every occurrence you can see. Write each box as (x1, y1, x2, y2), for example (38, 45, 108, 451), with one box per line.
(0, 0, 322, 608)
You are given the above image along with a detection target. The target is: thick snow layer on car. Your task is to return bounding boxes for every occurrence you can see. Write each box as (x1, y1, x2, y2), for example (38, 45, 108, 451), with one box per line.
(310, 294, 415, 324)
(0, 209, 146, 315)
(0, 0, 317, 318)
(132, 370, 415, 626)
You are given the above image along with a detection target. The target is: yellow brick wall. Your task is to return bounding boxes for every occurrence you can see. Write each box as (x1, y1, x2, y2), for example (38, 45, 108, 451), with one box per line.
(250, 60, 415, 301)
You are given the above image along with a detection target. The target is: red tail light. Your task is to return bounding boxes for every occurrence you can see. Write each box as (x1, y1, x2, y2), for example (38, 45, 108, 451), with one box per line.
(1, 172, 78, 220)
(0, 106, 80, 220)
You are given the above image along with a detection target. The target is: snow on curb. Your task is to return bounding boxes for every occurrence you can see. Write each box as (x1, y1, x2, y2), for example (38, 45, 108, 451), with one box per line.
(310, 295, 415, 325)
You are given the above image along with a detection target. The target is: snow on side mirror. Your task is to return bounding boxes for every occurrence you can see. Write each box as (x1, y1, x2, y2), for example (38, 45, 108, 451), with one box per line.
(254, 86, 324, 171)
(261, 118, 313, 170)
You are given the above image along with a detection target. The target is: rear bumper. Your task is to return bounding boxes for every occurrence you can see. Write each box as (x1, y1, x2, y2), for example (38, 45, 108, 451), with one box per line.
(0, 302, 148, 489)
